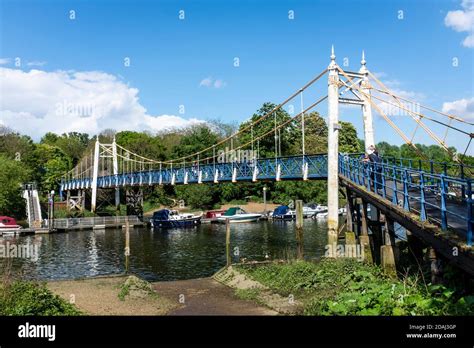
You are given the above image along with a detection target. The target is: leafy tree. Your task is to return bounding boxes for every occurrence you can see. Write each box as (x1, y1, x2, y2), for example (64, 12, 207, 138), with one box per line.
(238, 102, 298, 158)
(288, 112, 328, 155)
(175, 184, 215, 209)
(0, 156, 29, 218)
(172, 125, 221, 159)
(32, 144, 72, 192)
(41, 132, 90, 166)
(339, 121, 361, 153)
(116, 131, 166, 161)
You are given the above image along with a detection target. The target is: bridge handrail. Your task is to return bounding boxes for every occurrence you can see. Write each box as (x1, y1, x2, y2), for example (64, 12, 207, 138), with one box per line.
(339, 155, 473, 246)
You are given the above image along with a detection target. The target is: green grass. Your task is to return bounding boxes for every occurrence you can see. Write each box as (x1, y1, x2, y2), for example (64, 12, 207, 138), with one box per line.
(236, 259, 474, 316)
(234, 288, 262, 302)
(0, 281, 81, 316)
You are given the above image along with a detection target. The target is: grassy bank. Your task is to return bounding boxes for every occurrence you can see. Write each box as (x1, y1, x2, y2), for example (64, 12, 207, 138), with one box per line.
(0, 281, 81, 315)
(236, 259, 474, 315)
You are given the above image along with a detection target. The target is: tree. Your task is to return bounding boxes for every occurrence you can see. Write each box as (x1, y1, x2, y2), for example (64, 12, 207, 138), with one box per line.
(172, 125, 221, 159)
(41, 132, 90, 166)
(339, 121, 361, 153)
(296, 111, 328, 154)
(32, 144, 72, 192)
(116, 131, 166, 161)
(238, 102, 298, 158)
(175, 184, 215, 209)
(0, 156, 29, 218)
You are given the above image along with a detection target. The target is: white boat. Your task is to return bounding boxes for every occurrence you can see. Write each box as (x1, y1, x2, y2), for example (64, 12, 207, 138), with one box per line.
(217, 207, 262, 223)
(0, 216, 21, 230)
(315, 211, 328, 219)
(303, 204, 328, 217)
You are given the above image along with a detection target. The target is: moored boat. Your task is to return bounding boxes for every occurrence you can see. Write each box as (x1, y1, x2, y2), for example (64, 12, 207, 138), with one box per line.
(303, 204, 328, 218)
(271, 205, 296, 220)
(202, 210, 227, 224)
(151, 209, 201, 229)
(217, 207, 262, 223)
(0, 216, 21, 230)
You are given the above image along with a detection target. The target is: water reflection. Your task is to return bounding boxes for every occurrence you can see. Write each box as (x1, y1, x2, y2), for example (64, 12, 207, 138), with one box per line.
(3, 220, 329, 282)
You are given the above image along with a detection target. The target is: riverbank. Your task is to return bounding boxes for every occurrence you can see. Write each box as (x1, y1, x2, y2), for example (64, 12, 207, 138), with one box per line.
(222, 259, 474, 315)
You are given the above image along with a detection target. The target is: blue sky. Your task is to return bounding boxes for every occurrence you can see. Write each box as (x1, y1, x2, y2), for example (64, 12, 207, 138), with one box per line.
(0, 0, 472, 152)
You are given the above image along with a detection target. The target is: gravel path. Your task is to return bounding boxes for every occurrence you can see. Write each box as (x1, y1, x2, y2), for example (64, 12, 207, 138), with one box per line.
(153, 277, 277, 315)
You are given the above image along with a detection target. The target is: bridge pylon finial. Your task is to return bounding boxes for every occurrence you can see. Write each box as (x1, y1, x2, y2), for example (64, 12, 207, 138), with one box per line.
(359, 50, 368, 74)
(329, 45, 337, 70)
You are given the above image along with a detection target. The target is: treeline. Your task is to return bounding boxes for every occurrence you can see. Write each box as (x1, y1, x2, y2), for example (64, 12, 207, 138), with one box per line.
(0, 102, 471, 218)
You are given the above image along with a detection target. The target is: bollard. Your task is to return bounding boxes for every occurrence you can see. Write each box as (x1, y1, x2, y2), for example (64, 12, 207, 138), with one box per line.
(226, 218, 231, 267)
(295, 200, 304, 260)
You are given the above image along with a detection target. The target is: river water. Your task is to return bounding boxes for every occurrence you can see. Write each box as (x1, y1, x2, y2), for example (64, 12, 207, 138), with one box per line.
(2, 220, 330, 282)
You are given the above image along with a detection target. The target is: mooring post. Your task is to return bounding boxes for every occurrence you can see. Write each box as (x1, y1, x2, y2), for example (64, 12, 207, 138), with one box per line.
(428, 247, 443, 284)
(295, 200, 304, 260)
(327, 45, 340, 246)
(380, 213, 397, 277)
(359, 199, 373, 263)
(125, 218, 130, 273)
(226, 218, 231, 267)
(345, 187, 354, 233)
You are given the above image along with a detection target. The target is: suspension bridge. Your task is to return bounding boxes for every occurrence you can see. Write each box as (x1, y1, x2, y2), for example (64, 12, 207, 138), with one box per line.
(59, 47, 474, 275)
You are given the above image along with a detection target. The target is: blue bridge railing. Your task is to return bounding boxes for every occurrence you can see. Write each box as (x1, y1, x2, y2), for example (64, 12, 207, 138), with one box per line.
(61, 154, 328, 190)
(339, 155, 473, 246)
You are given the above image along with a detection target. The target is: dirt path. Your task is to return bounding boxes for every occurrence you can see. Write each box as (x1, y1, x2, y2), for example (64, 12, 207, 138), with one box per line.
(47, 275, 177, 315)
(152, 277, 278, 315)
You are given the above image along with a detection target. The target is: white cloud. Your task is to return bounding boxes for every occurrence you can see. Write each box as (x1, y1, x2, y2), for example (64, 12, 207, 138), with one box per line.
(0, 58, 10, 65)
(0, 67, 205, 140)
(26, 61, 47, 67)
(445, 0, 474, 48)
(199, 76, 226, 89)
(442, 97, 474, 121)
(199, 77, 213, 87)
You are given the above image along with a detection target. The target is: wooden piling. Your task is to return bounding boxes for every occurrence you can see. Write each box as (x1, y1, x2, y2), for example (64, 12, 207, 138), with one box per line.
(125, 218, 130, 273)
(345, 187, 354, 233)
(226, 218, 231, 267)
(359, 199, 373, 263)
(380, 213, 397, 277)
(295, 200, 304, 260)
(429, 247, 443, 284)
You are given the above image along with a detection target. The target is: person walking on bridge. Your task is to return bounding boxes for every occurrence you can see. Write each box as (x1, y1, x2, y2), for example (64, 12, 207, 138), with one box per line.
(368, 145, 383, 191)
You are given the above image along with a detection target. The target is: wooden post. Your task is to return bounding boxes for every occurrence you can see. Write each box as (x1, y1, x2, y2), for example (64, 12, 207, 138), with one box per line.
(125, 218, 130, 273)
(295, 200, 304, 260)
(380, 213, 397, 277)
(359, 199, 373, 263)
(345, 187, 354, 233)
(371, 206, 383, 264)
(226, 218, 231, 267)
(429, 247, 443, 284)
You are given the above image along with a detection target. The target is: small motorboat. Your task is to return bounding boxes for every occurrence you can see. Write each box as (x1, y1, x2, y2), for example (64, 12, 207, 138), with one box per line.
(202, 210, 227, 224)
(271, 205, 296, 220)
(0, 216, 21, 230)
(151, 209, 202, 229)
(303, 204, 328, 218)
(217, 207, 262, 223)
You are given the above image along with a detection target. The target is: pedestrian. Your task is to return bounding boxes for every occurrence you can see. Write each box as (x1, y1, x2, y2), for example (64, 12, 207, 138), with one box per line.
(368, 145, 382, 190)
